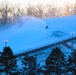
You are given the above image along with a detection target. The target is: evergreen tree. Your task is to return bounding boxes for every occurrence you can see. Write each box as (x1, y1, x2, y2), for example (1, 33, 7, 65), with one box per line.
(0, 52, 4, 72)
(68, 50, 76, 75)
(22, 56, 37, 75)
(1, 46, 16, 75)
(46, 47, 66, 75)
(2, 46, 13, 58)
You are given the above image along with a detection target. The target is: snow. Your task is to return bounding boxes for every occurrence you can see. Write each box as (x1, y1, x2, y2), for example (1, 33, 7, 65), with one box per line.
(67, 39, 76, 49)
(0, 15, 76, 55)
(59, 45, 72, 59)
(44, 15, 76, 36)
(0, 16, 47, 53)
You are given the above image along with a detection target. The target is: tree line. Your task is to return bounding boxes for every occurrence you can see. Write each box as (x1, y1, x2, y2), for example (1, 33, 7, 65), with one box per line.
(0, 46, 76, 75)
(0, 2, 76, 26)
(45, 47, 76, 75)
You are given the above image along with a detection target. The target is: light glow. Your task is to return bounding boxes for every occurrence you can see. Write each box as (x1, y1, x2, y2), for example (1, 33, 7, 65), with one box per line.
(0, 0, 76, 8)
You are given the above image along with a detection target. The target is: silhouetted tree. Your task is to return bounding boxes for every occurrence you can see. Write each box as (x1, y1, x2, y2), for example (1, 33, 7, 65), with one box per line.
(1, 46, 16, 75)
(22, 56, 37, 75)
(46, 47, 66, 75)
(68, 50, 76, 75)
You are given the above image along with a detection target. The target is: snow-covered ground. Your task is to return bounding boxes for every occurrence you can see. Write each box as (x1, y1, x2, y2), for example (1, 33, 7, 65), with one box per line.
(0, 15, 76, 55)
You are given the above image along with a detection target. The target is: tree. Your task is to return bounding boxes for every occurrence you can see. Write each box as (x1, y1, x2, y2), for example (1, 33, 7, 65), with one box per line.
(73, 3, 76, 14)
(0, 2, 12, 25)
(45, 4, 59, 18)
(26, 4, 44, 18)
(22, 56, 37, 75)
(68, 50, 76, 75)
(46, 47, 66, 75)
(36, 4, 44, 18)
(1, 46, 16, 75)
(26, 5, 37, 17)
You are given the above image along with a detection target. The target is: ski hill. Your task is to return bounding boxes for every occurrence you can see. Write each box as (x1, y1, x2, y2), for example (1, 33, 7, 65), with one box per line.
(0, 15, 76, 56)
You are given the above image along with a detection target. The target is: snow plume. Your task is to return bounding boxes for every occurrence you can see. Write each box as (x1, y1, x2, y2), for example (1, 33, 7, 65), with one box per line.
(13, 15, 47, 29)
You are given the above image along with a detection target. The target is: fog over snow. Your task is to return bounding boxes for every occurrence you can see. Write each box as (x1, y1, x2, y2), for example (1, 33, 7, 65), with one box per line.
(0, 15, 76, 55)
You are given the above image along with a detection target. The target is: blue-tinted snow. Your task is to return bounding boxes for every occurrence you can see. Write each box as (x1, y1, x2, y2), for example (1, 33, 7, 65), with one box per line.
(44, 15, 76, 34)
(0, 15, 76, 55)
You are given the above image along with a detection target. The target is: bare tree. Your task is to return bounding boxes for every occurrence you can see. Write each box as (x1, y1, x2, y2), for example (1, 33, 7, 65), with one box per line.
(0, 2, 12, 25)
(26, 5, 38, 17)
(45, 5, 59, 18)
(12, 6, 26, 24)
(0, 2, 26, 26)
(73, 3, 76, 14)
(36, 4, 44, 18)
(26, 4, 44, 18)
(63, 4, 71, 16)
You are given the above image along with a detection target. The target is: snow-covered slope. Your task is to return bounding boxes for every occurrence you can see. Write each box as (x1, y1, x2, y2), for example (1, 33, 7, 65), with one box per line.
(44, 15, 76, 36)
(0, 15, 76, 55)
(0, 16, 48, 54)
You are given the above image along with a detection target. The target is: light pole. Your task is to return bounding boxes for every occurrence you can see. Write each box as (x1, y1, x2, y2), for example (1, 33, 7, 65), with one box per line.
(4, 40, 8, 47)
(71, 32, 74, 50)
